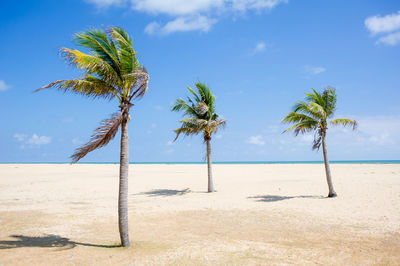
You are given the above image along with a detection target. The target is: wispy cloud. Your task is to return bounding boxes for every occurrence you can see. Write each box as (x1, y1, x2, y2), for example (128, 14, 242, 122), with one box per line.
(146, 16, 217, 35)
(0, 80, 10, 91)
(251, 41, 266, 55)
(133, 0, 223, 16)
(246, 135, 265, 146)
(14, 133, 52, 148)
(376, 31, 400, 46)
(303, 65, 326, 75)
(365, 11, 400, 35)
(85, 0, 124, 8)
(84, 0, 287, 35)
(365, 10, 400, 46)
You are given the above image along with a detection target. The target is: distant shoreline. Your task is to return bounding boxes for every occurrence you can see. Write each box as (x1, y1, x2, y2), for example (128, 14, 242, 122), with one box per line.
(1, 160, 400, 164)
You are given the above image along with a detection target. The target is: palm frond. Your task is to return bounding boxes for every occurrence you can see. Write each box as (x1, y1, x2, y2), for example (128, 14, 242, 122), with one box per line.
(283, 120, 318, 135)
(110, 27, 137, 76)
(308, 102, 326, 119)
(172, 81, 225, 141)
(35, 75, 118, 100)
(282, 112, 318, 124)
(312, 130, 323, 150)
(322, 87, 337, 117)
(61, 48, 121, 86)
(171, 98, 199, 118)
(73, 29, 121, 77)
(186, 86, 201, 102)
(126, 67, 149, 99)
(330, 118, 357, 130)
(71, 112, 123, 163)
(173, 119, 205, 140)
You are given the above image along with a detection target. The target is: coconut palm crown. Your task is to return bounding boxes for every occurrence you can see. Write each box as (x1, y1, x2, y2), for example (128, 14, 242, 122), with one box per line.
(36, 26, 149, 247)
(282, 87, 357, 197)
(172, 82, 226, 192)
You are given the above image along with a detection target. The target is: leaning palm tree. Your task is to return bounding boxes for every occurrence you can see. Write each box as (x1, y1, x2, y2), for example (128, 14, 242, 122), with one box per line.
(36, 27, 149, 247)
(172, 82, 226, 192)
(282, 87, 357, 197)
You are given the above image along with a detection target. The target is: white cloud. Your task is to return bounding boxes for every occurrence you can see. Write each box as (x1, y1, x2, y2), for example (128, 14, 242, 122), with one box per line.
(303, 65, 326, 75)
(231, 0, 288, 12)
(27, 134, 52, 145)
(246, 135, 265, 146)
(376, 31, 400, 46)
(85, 0, 124, 8)
(13, 134, 26, 142)
(365, 11, 400, 46)
(146, 15, 217, 34)
(84, 0, 287, 34)
(365, 11, 400, 35)
(0, 80, 10, 91)
(251, 41, 266, 54)
(144, 21, 161, 34)
(215, 134, 222, 139)
(14, 133, 52, 147)
(132, 0, 223, 16)
(350, 116, 400, 146)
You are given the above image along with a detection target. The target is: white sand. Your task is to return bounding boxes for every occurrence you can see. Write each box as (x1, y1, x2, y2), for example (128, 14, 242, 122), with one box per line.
(0, 163, 399, 265)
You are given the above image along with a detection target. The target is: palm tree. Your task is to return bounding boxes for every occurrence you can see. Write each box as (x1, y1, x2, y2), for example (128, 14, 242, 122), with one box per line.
(36, 27, 149, 247)
(172, 82, 226, 192)
(282, 87, 357, 197)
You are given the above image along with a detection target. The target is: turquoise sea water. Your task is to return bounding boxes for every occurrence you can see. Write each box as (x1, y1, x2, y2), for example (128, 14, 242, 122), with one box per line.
(2, 160, 400, 164)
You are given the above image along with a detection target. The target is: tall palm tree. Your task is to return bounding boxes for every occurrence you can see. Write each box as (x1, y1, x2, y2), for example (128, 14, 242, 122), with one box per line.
(172, 82, 226, 192)
(36, 27, 149, 247)
(282, 87, 357, 197)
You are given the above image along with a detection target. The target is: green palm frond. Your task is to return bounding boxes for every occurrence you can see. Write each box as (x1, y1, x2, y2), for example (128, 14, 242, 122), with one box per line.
(35, 75, 118, 100)
(172, 81, 225, 141)
(322, 87, 337, 117)
(282, 87, 356, 150)
(186, 86, 201, 102)
(284, 120, 318, 135)
(36, 26, 149, 163)
(308, 102, 326, 118)
(282, 112, 318, 124)
(74, 29, 121, 77)
(110, 27, 138, 76)
(330, 118, 357, 130)
(61, 48, 121, 86)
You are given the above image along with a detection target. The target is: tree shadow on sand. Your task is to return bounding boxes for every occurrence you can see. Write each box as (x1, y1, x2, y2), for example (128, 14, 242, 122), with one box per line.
(248, 195, 325, 202)
(137, 188, 191, 197)
(0, 234, 120, 250)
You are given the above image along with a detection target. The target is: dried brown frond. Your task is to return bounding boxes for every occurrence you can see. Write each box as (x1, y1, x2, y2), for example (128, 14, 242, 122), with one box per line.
(71, 112, 124, 163)
(128, 67, 149, 100)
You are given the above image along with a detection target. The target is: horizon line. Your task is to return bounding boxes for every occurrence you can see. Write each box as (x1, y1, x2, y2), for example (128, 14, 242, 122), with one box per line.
(1, 160, 400, 164)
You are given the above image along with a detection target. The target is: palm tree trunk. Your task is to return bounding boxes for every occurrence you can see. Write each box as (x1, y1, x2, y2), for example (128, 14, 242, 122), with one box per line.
(206, 138, 214, 192)
(322, 132, 337, 198)
(118, 111, 130, 247)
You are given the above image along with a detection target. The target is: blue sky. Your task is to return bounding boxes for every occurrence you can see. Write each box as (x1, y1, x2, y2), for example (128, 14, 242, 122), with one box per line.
(1, 0, 399, 162)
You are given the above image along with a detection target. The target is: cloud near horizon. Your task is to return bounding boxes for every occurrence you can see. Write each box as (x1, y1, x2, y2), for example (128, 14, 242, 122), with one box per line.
(246, 135, 265, 146)
(0, 80, 10, 91)
(365, 10, 400, 46)
(85, 0, 288, 34)
(14, 134, 52, 148)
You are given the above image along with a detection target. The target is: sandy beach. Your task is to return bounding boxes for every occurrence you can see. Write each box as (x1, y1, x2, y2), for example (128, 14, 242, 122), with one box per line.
(0, 163, 399, 265)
